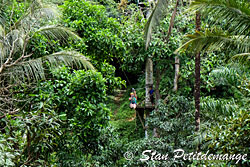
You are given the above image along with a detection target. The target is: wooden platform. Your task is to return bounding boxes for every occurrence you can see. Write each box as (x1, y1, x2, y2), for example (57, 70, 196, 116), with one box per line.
(136, 105, 155, 110)
(135, 105, 155, 130)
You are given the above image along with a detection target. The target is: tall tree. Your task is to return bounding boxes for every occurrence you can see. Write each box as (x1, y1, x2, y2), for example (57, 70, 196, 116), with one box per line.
(0, 0, 94, 113)
(145, 0, 181, 104)
(176, 0, 250, 62)
(145, 58, 154, 107)
(176, 0, 250, 143)
(144, 0, 169, 138)
(175, 0, 250, 151)
(194, 11, 201, 151)
(144, 0, 181, 138)
(173, 56, 180, 91)
(144, 0, 169, 107)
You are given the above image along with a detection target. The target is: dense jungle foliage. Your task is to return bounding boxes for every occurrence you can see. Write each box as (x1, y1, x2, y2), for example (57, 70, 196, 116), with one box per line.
(0, 0, 249, 167)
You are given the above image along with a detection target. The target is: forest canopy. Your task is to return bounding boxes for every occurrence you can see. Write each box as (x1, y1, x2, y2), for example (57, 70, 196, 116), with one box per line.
(0, 0, 249, 166)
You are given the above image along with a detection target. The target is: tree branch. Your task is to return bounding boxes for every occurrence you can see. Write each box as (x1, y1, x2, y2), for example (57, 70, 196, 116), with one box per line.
(0, 38, 19, 73)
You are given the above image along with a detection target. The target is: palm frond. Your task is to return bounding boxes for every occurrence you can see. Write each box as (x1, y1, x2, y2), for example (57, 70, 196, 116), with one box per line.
(0, 15, 5, 28)
(0, 25, 5, 63)
(208, 66, 242, 87)
(34, 26, 81, 44)
(190, 0, 250, 35)
(201, 97, 238, 116)
(144, 0, 169, 50)
(0, 29, 25, 66)
(0, 24, 3, 36)
(175, 28, 250, 55)
(14, 3, 60, 30)
(0, 1, 8, 27)
(5, 29, 25, 52)
(46, 51, 95, 70)
(5, 51, 95, 83)
(232, 53, 250, 62)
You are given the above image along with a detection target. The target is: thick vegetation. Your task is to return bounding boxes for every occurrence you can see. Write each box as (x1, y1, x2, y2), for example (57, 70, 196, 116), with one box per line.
(0, 0, 249, 167)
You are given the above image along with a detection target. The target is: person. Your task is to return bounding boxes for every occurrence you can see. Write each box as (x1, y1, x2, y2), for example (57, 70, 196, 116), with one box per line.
(129, 92, 137, 109)
(131, 88, 137, 100)
(149, 86, 154, 106)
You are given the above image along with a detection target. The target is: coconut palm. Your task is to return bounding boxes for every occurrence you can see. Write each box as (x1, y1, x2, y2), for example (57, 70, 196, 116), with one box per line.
(144, 0, 183, 138)
(144, 0, 170, 108)
(176, 0, 250, 62)
(174, 0, 250, 150)
(0, 0, 94, 112)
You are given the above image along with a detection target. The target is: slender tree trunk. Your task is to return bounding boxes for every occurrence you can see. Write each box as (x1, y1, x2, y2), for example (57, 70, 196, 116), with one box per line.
(145, 58, 153, 107)
(195, 11, 201, 151)
(153, 65, 163, 138)
(166, 0, 179, 41)
(173, 56, 180, 91)
(152, 0, 180, 138)
(145, 58, 153, 139)
(145, 0, 180, 138)
(167, 0, 180, 92)
(155, 66, 161, 104)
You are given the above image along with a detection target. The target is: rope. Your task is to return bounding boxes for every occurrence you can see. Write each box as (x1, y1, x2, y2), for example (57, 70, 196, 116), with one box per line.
(115, 57, 132, 86)
(122, 70, 132, 86)
(136, 109, 145, 129)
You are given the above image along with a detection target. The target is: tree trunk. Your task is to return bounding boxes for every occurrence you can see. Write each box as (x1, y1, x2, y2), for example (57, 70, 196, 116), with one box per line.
(155, 66, 161, 104)
(145, 58, 153, 107)
(195, 11, 201, 151)
(153, 65, 162, 138)
(173, 56, 180, 91)
(167, 0, 180, 92)
(145, 58, 153, 139)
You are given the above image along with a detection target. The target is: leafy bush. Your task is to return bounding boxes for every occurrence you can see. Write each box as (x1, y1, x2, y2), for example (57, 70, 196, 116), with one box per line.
(61, 0, 125, 65)
(36, 66, 111, 154)
(1, 96, 61, 166)
(203, 110, 250, 166)
(2, 66, 114, 166)
(98, 61, 126, 94)
(201, 97, 238, 121)
(0, 135, 19, 167)
(148, 96, 194, 144)
(122, 96, 196, 167)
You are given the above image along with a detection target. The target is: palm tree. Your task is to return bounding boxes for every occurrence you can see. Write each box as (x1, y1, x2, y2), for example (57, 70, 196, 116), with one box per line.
(194, 11, 201, 152)
(144, 0, 169, 107)
(176, 0, 250, 62)
(0, 1, 94, 113)
(144, 0, 181, 138)
(175, 0, 250, 151)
